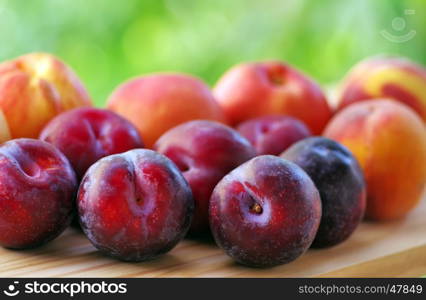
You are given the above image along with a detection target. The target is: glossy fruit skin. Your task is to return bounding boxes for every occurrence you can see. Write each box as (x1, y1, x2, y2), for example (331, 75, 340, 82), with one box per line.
(213, 61, 332, 134)
(237, 115, 311, 155)
(107, 73, 225, 148)
(40, 107, 144, 180)
(324, 100, 426, 220)
(77, 149, 193, 261)
(154, 120, 256, 234)
(281, 137, 366, 248)
(209, 155, 321, 267)
(0, 138, 77, 249)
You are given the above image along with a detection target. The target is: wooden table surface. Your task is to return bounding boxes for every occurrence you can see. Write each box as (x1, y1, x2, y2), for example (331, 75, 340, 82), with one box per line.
(0, 197, 425, 278)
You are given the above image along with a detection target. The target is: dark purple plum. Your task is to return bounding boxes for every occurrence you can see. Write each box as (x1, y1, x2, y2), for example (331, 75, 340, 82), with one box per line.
(281, 137, 366, 248)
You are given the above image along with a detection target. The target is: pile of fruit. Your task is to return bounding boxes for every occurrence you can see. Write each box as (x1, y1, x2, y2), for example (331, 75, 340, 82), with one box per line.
(0, 53, 425, 268)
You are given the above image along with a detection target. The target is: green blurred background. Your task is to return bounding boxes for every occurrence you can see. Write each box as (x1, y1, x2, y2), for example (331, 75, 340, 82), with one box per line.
(0, 0, 424, 106)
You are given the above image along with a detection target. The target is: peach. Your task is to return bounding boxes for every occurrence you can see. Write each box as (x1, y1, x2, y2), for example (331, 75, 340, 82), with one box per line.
(337, 56, 426, 122)
(107, 73, 225, 148)
(0, 110, 11, 143)
(213, 61, 332, 134)
(323, 100, 426, 221)
(0, 53, 92, 138)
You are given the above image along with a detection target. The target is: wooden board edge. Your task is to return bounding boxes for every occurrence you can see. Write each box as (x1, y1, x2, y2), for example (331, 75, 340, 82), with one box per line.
(316, 244, 426, 278)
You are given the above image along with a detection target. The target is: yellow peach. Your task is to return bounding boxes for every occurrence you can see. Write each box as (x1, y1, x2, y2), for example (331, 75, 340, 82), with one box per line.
(0, 109, 11, 143)
(0, 53, 92, 138)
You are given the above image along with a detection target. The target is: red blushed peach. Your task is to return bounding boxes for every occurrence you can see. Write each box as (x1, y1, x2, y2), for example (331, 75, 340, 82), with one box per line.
(213, 61, 332, 134)
(0, 53, 92, 138)
(107, 73, 225, 148)
(324, 100, 426, 221)
(337, 56, 426, 122)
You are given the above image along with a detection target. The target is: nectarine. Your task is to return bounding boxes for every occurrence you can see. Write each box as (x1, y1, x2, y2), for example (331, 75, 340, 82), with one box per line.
(214, 61, 332, 134)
